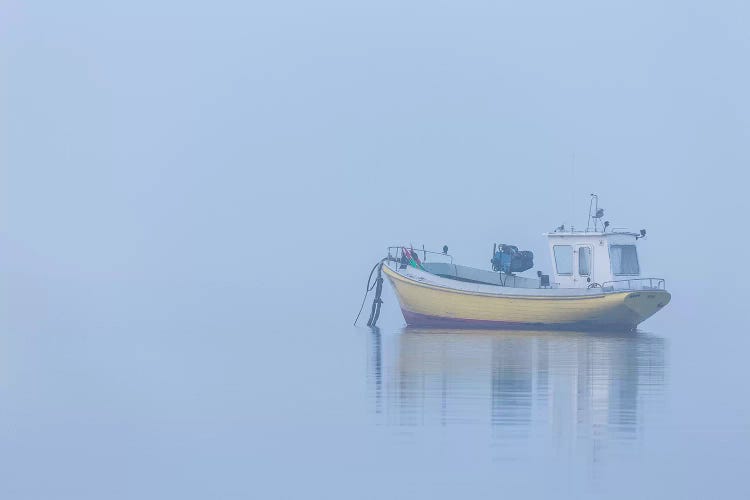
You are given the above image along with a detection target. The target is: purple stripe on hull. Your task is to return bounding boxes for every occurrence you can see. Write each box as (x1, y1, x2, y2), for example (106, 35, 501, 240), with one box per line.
(401, 309, 635, 332)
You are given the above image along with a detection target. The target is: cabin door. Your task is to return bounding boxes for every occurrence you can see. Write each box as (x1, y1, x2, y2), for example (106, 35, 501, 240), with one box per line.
(552, 244, 575, 288)
(575, 245, 594, 287)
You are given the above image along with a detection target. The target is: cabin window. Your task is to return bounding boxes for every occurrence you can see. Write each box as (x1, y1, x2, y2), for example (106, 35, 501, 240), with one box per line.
(553, 245, 573, 275)
(610, 245, 640, 275)
(578, 247, 591, 276)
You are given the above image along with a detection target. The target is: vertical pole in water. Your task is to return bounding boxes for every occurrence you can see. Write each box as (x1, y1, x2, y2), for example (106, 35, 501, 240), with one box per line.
(367, 264, 384, 327)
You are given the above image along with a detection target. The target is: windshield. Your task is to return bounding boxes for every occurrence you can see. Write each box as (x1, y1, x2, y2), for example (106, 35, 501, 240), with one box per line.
(610, 245, 640, 275)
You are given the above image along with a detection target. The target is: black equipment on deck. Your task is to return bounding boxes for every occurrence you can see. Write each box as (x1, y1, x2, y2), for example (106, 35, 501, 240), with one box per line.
(491, 244, 534, 274)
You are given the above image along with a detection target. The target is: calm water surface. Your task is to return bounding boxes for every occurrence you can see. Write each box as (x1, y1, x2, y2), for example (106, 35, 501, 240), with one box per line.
(0, 281, 748, 499)
(367, 328, 665, 444)
(356, 315, 749, 499)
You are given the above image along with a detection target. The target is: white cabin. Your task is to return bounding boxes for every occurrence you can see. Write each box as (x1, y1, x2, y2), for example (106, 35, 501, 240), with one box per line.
(545, 231, 642, 289)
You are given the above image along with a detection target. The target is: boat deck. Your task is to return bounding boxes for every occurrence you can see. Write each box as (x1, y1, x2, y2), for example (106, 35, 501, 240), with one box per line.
(387, 262, 607, 297)
(387, 262, 665, 298)
(422, 262, 540, 288)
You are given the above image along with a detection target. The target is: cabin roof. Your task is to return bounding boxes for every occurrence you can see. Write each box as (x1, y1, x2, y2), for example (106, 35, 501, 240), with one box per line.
(543, 231, 639, 238)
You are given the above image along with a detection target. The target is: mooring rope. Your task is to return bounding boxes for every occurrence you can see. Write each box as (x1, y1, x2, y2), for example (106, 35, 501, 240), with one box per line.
(354, 258, 386, 326)
(366, 264, 385, 327)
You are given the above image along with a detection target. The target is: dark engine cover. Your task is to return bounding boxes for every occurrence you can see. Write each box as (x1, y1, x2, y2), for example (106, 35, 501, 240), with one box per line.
(491, 245, 534, 273)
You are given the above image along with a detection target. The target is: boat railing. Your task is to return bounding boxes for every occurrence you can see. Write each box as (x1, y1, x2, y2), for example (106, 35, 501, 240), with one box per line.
(601, 278, 666, 292)
(386, 246, 453, 265)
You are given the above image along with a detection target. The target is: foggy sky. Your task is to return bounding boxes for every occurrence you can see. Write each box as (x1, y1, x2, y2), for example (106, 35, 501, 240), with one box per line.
(3, 2, 748, 317)
(2, 2, 750, 498)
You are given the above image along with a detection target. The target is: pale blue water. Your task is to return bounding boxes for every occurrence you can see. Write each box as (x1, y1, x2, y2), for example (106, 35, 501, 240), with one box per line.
(0, 274, 747, 499)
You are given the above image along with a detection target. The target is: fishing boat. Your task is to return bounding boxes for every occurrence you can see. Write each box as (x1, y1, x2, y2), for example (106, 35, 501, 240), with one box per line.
(360, 196, 670, 331)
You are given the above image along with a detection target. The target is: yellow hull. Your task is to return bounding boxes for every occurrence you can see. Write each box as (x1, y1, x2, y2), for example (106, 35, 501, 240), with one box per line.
(383, 265, 670, 331)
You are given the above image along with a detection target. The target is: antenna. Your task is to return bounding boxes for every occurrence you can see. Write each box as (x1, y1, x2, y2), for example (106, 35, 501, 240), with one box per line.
(587, 194, 604, 231)
(570, 153, 576, 229)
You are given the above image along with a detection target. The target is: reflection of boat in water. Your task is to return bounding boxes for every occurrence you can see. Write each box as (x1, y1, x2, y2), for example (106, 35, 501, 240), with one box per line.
(366, 196, 670, 331)
(367, 328, 666, 448)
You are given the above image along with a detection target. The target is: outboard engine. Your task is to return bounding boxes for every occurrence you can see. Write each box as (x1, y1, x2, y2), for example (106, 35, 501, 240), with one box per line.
(491, 244, 534, 274)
